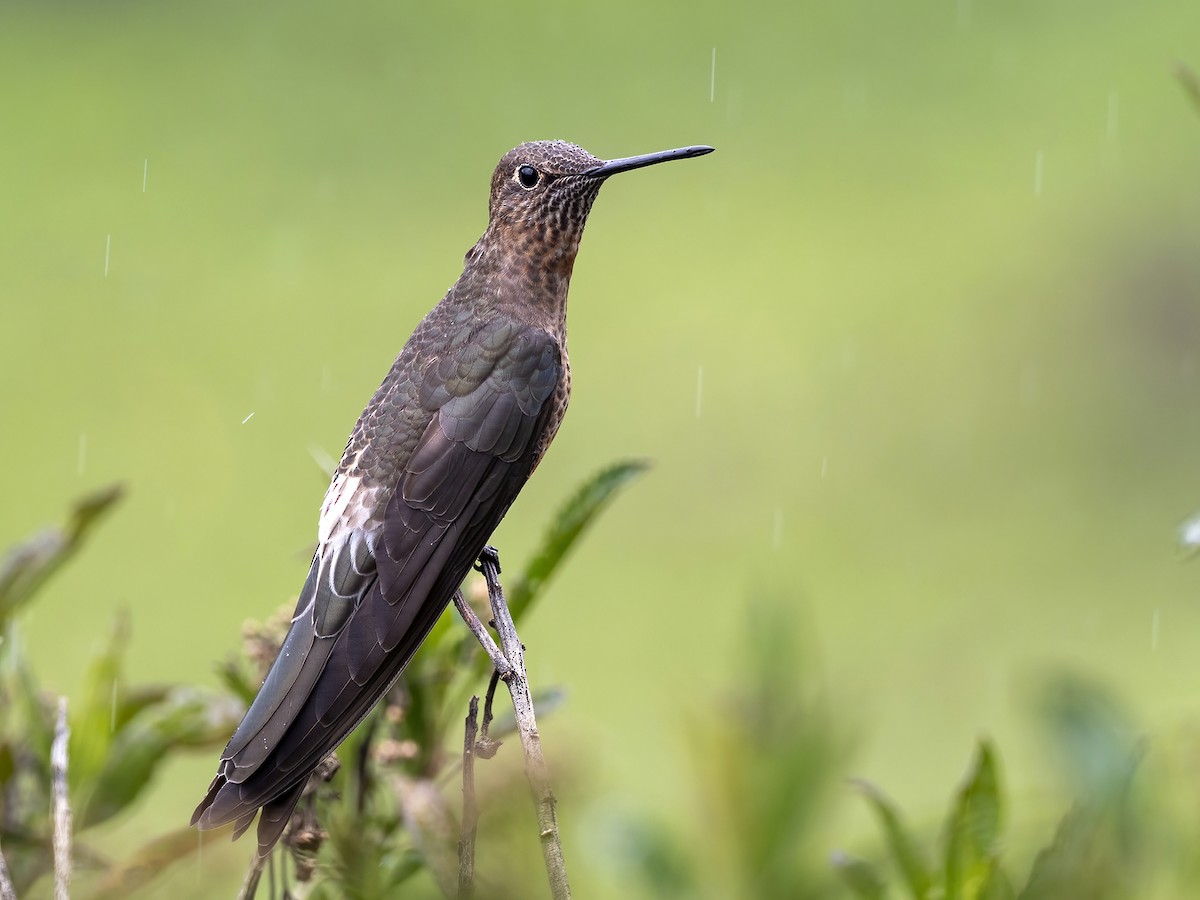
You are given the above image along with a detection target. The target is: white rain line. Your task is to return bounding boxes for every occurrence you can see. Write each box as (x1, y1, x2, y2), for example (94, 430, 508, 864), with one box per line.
(104, 235, 111, 276)
(142, 158, 148, 193)
(710, 48, 716, 103)
(308, 443, 336, 476)
(242, 412, 255, 424)
(820, 456, 828, 479)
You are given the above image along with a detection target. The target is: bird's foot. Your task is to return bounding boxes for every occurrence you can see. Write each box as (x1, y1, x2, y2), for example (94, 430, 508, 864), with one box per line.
(475, 545, 501, 574)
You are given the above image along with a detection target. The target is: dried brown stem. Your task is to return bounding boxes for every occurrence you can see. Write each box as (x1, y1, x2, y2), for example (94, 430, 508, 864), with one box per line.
(51, 698, 71, 900)
(457, 696, 480, 899)
(0, 837, 18, 900)
(477, 669, 503, 759)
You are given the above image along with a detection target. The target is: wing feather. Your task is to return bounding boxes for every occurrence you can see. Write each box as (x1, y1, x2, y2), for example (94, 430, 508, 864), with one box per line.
(193, 322, 562, 854)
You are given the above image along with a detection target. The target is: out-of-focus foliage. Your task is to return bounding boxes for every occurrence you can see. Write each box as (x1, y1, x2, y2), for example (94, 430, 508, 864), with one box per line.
(3, 3, 1200, 896)
(593, 600, 852, 900)
(0, 488, 241, 896)
(839, 674, 1200, 900)
(206, 460, 648, 897)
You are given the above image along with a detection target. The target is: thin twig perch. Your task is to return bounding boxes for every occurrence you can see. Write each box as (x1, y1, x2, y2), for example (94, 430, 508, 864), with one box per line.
(0, 837, 18, 900)
(51, 698, 71, 900)
(454, 548, 571, 900)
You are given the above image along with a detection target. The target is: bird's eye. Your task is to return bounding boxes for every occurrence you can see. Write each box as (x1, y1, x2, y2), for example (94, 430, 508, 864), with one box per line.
(515, 165, 540, 189)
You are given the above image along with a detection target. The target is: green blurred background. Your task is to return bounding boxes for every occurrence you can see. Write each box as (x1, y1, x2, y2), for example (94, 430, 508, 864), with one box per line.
(2, 0, 1199, 894)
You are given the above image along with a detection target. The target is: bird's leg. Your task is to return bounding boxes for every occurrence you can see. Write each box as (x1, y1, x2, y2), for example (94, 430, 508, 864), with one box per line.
(451, 590, 513, 679)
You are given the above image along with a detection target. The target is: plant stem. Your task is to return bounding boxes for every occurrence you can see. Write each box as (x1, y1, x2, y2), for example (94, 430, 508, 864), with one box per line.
(0, 837, 18, 900)
(51, 698, 71, 900)
(458, 696, 480, 899)
(475, 548, 571, 900)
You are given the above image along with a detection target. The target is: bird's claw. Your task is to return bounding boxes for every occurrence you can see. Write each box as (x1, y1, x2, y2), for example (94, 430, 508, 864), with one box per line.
(475, 545, 501, 574)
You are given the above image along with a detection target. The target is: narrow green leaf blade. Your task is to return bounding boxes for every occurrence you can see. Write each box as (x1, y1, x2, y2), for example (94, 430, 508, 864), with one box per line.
(0, 484, 124, 625)
(79, 689, 242, 829)
(70, 613, 130, 798)
(854, 778, 932, 899)
(944, 739, 1004, 900)
(507, 459, 650, 622)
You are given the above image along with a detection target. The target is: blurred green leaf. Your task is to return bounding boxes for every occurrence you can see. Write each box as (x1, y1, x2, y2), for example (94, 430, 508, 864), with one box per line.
(0, 741, 13, 787)
(1019, 803, 1108, 900)
(944, 739, 1004, 900)
(214, 655, 258, 706)
(78, 688, 242, 829)
(1031, 674, 1139, 803)
(695, 598, 850, 899)
(8, 629, 53, 781)
(595, 814, 697, 898)
(1018, 674, 1145, 900)
(853, 778, 932, 899)
(70, 613, 130, 798)
(1175, 62, 1200, 118)
(111, 685, 172, 733)
(831, 851, 887, 900)
(505, 459, 649, 623)
(0, 484, 124, 627)
(91, 826, 209, 900)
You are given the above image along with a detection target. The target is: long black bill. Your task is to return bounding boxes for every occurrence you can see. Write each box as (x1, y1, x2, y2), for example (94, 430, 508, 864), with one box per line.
(584, 145, 715, 178)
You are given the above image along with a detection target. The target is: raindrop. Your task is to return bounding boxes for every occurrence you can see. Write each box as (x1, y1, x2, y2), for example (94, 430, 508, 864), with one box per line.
(242, 412, 255, 425)
(104, 234, 111, 276)
(142, 158, 148, 193)
(309, 444, 336, 475)
(1179, 510, 1200, 555)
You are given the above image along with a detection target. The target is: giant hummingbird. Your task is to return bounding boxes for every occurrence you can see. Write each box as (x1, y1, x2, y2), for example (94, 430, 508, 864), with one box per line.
(192, 139, 714, 857)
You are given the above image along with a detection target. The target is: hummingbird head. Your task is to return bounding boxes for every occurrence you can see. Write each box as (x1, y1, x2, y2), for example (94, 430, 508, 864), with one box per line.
(484, 140, 714, 264)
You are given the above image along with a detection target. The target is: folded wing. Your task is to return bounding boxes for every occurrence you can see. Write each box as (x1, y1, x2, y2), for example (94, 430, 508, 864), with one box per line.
(192, 321, 562, 857)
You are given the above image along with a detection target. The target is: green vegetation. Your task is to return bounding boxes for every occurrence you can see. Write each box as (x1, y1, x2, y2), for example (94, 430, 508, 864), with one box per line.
(6, 480, 1200, 898)
(2, 1, 1199, 896)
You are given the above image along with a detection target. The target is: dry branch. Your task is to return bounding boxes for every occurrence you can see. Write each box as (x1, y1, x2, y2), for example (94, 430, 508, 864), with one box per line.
(51, 698, 71, 900)
(454, 548, 571, 900)
(0, 837, 18, 900)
